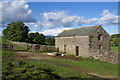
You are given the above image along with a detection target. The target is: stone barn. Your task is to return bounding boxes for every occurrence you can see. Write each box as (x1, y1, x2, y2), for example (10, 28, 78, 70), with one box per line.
(55, 25, 111, 57)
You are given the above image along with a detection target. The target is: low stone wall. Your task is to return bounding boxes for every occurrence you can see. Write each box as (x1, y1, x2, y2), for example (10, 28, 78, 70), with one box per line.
(89, 50, 119, 64)
(27, 44, 56, 52)
(0, 44, 13, 50)
(8, 41, 56, 52)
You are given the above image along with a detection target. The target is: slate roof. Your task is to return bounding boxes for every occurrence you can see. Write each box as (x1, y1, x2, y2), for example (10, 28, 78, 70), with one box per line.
(56, 25, 101, 37)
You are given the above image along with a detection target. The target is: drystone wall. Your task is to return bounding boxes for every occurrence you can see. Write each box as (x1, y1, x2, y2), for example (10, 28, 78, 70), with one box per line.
(55, 36, 90, 57)
(89, 50, 119, 64)
(26, 44, 56, 52)
(8, 41, 56, 52)
(89, 26, 110, 51)
(1, 44, 13, 50)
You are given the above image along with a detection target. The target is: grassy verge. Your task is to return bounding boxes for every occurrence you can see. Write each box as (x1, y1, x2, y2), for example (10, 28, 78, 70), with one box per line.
(111, 46, 119, 53)
(23, 60, 93, 79)
(0, 49, 2, 79)
(13, 44, 27, 51)
(48, 56, 118, 77)
(2, 50, 96, 79)
(0, 36, 12, 44)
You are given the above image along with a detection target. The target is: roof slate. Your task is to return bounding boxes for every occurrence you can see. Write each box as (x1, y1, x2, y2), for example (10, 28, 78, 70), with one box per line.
(57, 25, 101, 37)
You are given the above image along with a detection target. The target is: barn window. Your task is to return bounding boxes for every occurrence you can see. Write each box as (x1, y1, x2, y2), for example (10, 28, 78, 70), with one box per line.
(99, 45, 102, 49)
(98, 35, 103, 40)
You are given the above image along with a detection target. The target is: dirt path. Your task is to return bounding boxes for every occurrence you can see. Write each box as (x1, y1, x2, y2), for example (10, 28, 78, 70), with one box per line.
(48, 61, 117, 80)
(12, 51, 118, 80)
(53, 55, 83, 61)
(12, 51, 51, 60)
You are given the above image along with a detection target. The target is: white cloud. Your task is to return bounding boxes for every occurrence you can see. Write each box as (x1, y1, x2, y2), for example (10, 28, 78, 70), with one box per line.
(82, 18, 99, 24)
(1, 0, 118, 35)
(41, 27, 73, 36)
(41, 11, 67, 28)
(32, 10, 118, 36)
(1, 0, 36, 26)
(98, 10, 118, 25)
(36, 10, 118, 29)
(39, 11, 85, 28)
(30, 27, 72, 36)
(62, 16, 84, 27)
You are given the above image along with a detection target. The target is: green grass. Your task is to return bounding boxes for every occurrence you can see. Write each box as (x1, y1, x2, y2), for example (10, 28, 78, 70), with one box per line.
(111, 46, 119, 53)
(48, 56, 118, 77)
(0, 49, 2, 79)
(2, 50, 57, 79)
(2, 50, 118, 79)
(0, 36, 12, 44)
(13, 44, 27, 51)
(0, 36, 26, 51)
(23, 60, 93, 78)
(2, 50, 95, 79)
(1, 37, 119, 79)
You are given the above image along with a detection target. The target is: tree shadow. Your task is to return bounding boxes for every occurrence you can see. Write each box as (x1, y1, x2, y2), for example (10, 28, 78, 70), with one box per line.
(41, 68, 61, 79)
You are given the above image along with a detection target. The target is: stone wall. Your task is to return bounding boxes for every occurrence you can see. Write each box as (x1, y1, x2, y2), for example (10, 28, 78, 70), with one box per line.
(55, 26, 118, 64)
(26, 44, 56, 52)
(89, 50, 119, 64)
(89, 27, 110, 51)
(1, 44, 13, 50)
(7, 41, 56, 52)
(55, 36, 90, 57)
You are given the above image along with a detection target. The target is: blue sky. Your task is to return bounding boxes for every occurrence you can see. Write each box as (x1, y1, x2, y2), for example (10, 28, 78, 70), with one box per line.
(28, 2, 118, 19)
(27, 2, 118, 35)
(1, 1, 119, 36)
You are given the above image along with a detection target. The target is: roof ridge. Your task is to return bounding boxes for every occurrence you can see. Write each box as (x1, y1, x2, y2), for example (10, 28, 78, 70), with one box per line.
(63, 25, 101, 32)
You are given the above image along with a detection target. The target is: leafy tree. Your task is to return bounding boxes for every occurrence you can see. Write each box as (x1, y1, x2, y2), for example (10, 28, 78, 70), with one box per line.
(110, 34, 120, 46)
(3, 21, 29, 42)
(45, 38, 55, 46)
(27, 32, 45, 44)
(39, 33, 45, 44)
(27, 33, 34, 43)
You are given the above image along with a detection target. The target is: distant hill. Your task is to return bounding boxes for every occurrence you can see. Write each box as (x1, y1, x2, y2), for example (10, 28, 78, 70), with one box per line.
(45, 36, 55, 39)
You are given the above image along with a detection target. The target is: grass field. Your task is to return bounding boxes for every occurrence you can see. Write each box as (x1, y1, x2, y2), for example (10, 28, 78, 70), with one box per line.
(0, 36, 12, 44)
(1, 37, 26, 51)
(111, 46, 119, 53)
(2, 50, 96, 79)
(1, 37, 119, 79)
(2, 50, 118, 79)
(48, 57, 118, 77)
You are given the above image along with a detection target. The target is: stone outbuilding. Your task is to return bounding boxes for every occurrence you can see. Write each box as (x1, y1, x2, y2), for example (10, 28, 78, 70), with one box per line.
(55, 25, 111, 57)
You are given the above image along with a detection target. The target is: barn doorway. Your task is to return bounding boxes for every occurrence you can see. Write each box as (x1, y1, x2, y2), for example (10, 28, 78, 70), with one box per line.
(64, 45, 66, 53)
(75, 46, 79, 56)
(57, 47, 59, 52)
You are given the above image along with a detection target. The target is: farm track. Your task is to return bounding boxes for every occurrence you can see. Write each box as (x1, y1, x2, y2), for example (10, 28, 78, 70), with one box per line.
(46, 59, 118, 80)
(12, 51, 118, 80)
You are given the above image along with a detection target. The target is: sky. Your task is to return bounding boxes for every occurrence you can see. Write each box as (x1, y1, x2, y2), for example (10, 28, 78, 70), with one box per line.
(0, 0, 119, 36)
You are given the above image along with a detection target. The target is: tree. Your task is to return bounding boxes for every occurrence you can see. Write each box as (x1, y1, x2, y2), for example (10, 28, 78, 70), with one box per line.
(45, 38, 55, 46)
(110, 34, 120, 46)
(27, 33, 34, 43)
(27, 32, 45, 44)
(3, 21, 29, 42)
(39, 33, 45, 44)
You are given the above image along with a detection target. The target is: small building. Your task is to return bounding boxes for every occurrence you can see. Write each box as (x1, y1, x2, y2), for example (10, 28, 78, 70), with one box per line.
(55, 25, 110, 57)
